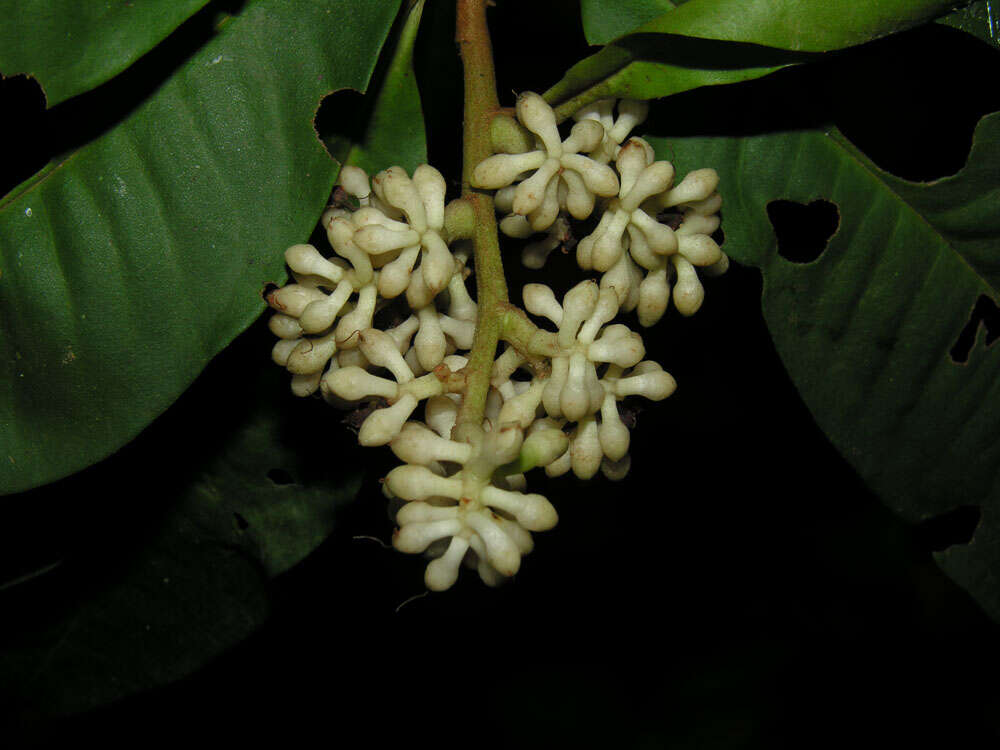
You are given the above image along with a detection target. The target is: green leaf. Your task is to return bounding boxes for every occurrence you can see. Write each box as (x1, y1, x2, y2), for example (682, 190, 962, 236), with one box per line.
(644, 110, 1000, 619)
(580, 0, 676, 46)
(0, 324, 363, 718)
(547, 0, 959, 118)
(0, 0, 212, 107)
(0, 0, 403, 496)
(938, 0, 1000, 50)
(324, 0, 428, 175)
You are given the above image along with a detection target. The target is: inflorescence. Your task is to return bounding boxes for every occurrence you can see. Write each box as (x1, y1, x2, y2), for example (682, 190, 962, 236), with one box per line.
(266, 93, 725, 591)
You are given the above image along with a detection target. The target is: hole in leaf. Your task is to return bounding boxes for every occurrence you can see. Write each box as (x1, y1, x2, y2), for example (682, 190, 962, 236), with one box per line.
(233, 512, 249, 531)
(0, 0, 249, 198)
(767, 199, 840, 263)
(832, 25, 1000, 182)
(916, 505, 980, 552)
(267, 468, 294, 486)
(0, 75, 47, 197)
(315, 88, 368, 165)
(950, 295, 1000, 364)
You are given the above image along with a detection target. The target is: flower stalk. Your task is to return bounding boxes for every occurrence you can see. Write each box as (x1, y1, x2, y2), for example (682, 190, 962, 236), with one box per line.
(454, 0, 508, 441)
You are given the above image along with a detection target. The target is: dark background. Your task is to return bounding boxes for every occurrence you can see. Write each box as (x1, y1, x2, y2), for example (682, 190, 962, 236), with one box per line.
(3, 1, 1000, 746)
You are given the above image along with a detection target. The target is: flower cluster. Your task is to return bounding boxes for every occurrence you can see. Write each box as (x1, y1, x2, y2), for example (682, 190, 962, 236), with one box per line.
(266, 92, 724, 591)
(267, 164, 475, 404)
(474, 93, 728, 323)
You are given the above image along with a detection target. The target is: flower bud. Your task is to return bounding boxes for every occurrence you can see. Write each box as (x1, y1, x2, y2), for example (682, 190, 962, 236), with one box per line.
(598, 393, 630, 461)
(324, 366, 397, 400)
(560, 154, 619, 197)
(677, 234, 722, 267)
(562, 119, 605, 155)
(358, 328, 413, 382)
(290, 371, 321, 398)
(425, 536, 471, 591)
(413, 164, 447, 230)
(472, 152, 546, 189)
(374, 166, 427, 232)
(271, 338, 299, 367)
(268, 313, 303, 340)
(393, 518, 465, 554)
(672, 256, 705, 316)
(299, 280, 353, 334)
(659, 168, 720, 209)
(519, 428, 569, 469)
(621, 160, 675, 213)
(570, 417, 602, 480)
(386, 462, 460, 501)
(267, 284, 326, 317)
(485, 424, 525, 465)
(561, 169, 597, 220)
(391, 422, 472, 465)
(516, 91, 561, 155)
(615, 366, 677, 401)
(464, 512, 521, 577)
(285, 244, 345, 284)
(522, 283, 563, 326)
(609, 99, 649, 143)
(353, 224, 421, 254)
(286, 330, 338, 374)
(481, 486, 558, 532)
(337, 165, 371, 201)
(637, 267, 670, 327)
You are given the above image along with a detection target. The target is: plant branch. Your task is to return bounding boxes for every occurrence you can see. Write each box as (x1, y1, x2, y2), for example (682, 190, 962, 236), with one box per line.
(454, 0, 508, 441)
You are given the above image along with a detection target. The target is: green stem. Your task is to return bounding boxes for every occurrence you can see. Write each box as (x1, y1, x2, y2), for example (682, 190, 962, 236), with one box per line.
(454, 0, 508, 441)
(500, 304, 559, 375)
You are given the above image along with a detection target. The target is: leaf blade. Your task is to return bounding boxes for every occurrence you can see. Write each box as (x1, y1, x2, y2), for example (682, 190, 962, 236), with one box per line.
(0, 0, 403, 495)
(0, 0, 212, 107)
(643, 111, 1000, 617)
(580, 0, 677, 46)
(0, 325, 364, 718)
(548, 0, 960, 117)
(325, 0, 428, 175)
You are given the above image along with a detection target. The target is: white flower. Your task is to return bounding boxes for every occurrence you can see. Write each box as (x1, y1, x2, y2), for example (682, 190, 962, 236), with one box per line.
(544, 360, 676, 480)
(352, 165, 454, 308)
(522, 280, 645, 422)
(266, 230, 377, 394)
(268, 166, 469, 396)
(572, 97, 649, 164)
(321, 329, 457, 446)
(577, 138, 680, 273)
(386, 422, 558, 590)
(473, 92, 619, 232)
(575, 139, 727, 325)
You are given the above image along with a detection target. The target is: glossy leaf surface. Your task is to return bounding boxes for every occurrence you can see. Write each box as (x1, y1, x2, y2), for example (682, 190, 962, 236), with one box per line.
(580, 0, 676, 45)
(0, 0, 211, 106)
(0, 325, 363, 717)
(644, 111, 1000, 618)
(547, 0, 959, 117)
(0, 0, 402, 495)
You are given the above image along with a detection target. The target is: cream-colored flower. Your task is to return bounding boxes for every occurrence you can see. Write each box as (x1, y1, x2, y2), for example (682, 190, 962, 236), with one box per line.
(387, 420, 558, 591)
(473, 92, 619, 232)
(572, 97, 649, 164)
